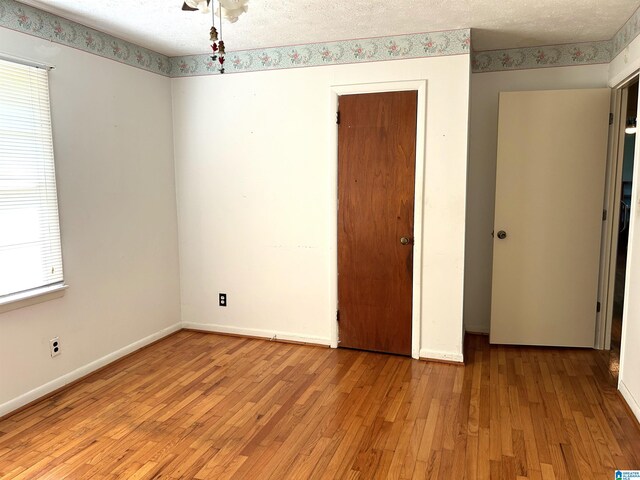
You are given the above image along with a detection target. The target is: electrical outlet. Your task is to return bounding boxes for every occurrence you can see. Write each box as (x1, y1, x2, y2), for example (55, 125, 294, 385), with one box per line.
(49, 337, 61, 357)
(219, 293, 227, 307)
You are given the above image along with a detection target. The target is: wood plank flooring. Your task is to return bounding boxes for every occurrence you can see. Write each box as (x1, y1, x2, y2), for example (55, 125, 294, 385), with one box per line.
(0, 331, 639, 479)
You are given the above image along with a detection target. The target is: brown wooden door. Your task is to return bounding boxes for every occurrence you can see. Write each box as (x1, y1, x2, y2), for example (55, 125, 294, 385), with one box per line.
(337, 91, 417, 356)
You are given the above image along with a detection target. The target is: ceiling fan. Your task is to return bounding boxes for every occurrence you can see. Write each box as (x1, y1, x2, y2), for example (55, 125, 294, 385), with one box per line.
(182, 0, 210, 12)
(181, 0, 250, 74)
(182, 0, 249, 23)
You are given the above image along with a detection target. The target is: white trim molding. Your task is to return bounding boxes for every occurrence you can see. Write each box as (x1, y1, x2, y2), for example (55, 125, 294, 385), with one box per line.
(329, 80, 427, 360)
(182, 322, 331, 346)
(619, 380, 640, 424)
(419, 348, 465, 364)
(0, 322, 181, 418)
(0, 283, 68, 314)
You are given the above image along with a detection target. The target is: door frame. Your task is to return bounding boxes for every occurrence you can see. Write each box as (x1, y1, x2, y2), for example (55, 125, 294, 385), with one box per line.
(328, 80, 427, 359)
(597, 72, 639, 349)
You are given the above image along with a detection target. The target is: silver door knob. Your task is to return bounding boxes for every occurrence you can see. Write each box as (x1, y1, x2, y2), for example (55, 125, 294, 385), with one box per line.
(400, 237, 412, 245)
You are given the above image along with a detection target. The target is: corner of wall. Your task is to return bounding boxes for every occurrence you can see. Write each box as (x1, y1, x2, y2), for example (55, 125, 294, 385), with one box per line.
(0, 323, 181, 418)
(619, 379, 640, 424)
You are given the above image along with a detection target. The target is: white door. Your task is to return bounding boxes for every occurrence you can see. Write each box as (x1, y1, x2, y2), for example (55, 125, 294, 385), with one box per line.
(490, 88, 611, 347)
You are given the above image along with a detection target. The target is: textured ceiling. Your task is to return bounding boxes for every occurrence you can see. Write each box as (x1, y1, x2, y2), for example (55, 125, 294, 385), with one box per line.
(15, 0, 640, 56)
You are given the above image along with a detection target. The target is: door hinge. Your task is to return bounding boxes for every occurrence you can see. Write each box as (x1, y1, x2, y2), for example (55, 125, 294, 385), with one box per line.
(597, 301, 601, 313)
(336, 310, 340, 322)
(603, 209, 607, 221)
(609, 112, 614, 125)
(336, 111, 341, 125)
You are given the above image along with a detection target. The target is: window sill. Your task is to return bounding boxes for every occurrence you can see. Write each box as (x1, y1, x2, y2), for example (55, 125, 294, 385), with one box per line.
(0, 284, 69, 314)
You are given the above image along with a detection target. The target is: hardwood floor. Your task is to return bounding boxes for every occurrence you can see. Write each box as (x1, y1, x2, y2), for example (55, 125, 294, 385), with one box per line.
(1, 331, 639, 479)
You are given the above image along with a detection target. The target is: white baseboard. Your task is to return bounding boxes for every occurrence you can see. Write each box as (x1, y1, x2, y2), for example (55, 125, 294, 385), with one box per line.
(0, 323, 181, 418)
(619, 379, 640, 424)
(182, 322, 332, 347)
(419, 348, 464, 364)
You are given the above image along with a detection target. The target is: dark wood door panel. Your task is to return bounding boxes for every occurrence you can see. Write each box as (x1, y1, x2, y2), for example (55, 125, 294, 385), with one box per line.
(337, 91, 417, 356)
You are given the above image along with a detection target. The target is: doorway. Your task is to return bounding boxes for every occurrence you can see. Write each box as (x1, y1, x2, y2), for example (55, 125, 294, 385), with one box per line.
(337, 91, 417, 356)
(603, 78, 638, 377)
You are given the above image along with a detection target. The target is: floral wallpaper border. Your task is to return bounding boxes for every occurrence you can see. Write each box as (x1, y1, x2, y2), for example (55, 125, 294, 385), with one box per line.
(0, 0, 172, 76)
(2, 0, 640, 77)
(170, 29, 471, 77)
(472, 3, 640, 73)
(0, 0, 470, 78)
(612, 4, 640, 60)
(471, 40, 612, 73)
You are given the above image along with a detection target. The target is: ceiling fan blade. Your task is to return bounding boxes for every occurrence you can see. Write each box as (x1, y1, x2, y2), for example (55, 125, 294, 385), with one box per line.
(182, 0, 210, 11)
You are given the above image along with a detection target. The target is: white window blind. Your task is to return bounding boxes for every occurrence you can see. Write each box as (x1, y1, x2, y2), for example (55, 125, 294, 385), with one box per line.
(0, 57, 64, 298)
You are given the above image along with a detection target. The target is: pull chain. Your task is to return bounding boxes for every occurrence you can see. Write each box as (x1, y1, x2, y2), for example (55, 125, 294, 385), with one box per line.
(209, 1, 225, 74)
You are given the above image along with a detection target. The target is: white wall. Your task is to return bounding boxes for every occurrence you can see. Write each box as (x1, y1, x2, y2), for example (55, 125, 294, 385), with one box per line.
(610, 35, 640, 87)
(611, 38, 640, 422)
(172, 55, 471, 361)
(0, 28, 181, 415)
(464, 64, 610, 333)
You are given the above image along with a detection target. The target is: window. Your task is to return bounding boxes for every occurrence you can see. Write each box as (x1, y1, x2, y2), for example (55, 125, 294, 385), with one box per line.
(0, 57, 64, 300)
